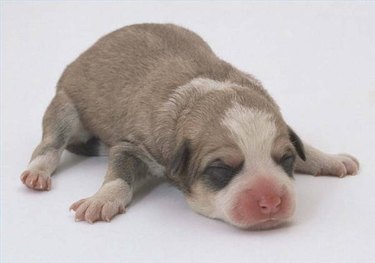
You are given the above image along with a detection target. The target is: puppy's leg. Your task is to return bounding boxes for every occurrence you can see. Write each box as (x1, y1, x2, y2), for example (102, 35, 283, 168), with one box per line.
(21, 91, 88, 191)
(295, 144, 359, 177)
(69, 142, 157, 223)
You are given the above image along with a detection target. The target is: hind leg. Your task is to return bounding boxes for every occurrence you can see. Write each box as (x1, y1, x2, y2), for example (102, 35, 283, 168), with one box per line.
(21, 91, 89, 191)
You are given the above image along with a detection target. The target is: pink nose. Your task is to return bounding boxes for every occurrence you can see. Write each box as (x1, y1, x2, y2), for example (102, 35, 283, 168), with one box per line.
(258, 195, 282, 214)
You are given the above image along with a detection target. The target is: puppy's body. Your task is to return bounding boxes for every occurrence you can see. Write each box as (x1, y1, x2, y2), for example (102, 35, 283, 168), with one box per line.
(60, 23, 273, 162)
(21, 24, 359, 229)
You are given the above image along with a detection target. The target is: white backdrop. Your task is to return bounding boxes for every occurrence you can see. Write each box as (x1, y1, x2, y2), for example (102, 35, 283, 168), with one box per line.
(2, 2, 375, 263)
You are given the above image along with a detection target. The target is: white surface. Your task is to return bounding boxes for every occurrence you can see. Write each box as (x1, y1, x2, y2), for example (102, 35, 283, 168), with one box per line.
(2, 2, 375, 263)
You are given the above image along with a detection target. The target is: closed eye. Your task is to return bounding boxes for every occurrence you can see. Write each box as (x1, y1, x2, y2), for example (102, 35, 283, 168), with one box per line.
(203, 161, 243, 190)
(279, 153, 296, 178)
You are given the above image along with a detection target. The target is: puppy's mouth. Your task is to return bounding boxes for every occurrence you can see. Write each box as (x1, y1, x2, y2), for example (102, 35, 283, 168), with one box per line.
(245, 218, 288, 230)
(229, 215, 290, 230)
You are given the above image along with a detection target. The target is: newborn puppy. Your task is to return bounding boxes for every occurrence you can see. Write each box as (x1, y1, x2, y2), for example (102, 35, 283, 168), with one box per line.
(21, 23, 359, 229)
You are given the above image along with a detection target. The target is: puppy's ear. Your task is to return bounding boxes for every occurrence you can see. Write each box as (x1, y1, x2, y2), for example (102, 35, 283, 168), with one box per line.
(288, 126, 306, 161)
(166, 140, 193, 193)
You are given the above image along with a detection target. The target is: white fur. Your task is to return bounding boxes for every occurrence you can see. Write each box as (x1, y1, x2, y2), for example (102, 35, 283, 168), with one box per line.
(221, 103, 277, 166)
(186, 103, 295, 227)
(97, 178, 133, 204)
(162, 78, 243, 117)
(182, 77, 240, 94)
(188, 78, 241, 93)
(27, 150, 62, 175)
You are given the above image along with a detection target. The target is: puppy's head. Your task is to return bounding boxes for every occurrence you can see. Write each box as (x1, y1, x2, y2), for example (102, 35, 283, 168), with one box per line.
(167, 98, 305, 230)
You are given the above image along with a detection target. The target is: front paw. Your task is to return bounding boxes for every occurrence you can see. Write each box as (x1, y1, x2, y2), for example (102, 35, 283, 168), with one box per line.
(21, 170, 51, 191)
(317, 154, 359, 177)
(70, 197, 126, 223)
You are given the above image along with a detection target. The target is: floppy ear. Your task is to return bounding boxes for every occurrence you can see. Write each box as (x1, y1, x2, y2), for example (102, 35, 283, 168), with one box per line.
(166, 140, 193, 193)
(288, 126, 306, 161)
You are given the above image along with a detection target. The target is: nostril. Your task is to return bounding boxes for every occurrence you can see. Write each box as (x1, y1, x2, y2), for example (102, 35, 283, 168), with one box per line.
(259, 205, 271, 214)
(259, 203, 272, 214)
(258, 196, 282, 214)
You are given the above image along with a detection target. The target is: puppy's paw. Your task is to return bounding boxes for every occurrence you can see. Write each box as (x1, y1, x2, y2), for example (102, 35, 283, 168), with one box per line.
(316, 154, 359, 177)
(70, 179, 131, 223)
(70, 197, 126, 223)
(21, 170, 51, 191)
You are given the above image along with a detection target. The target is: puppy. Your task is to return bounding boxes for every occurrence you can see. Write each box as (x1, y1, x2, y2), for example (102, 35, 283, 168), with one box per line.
(21, 23, 359, 229)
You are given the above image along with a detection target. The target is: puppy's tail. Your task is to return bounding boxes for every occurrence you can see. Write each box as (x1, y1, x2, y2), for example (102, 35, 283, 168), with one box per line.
(66, 137, 108, 156)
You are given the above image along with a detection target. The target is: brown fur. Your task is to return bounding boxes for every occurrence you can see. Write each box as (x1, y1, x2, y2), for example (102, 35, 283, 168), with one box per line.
(58, 24, 277, 162)
(21, 23, 359, 227)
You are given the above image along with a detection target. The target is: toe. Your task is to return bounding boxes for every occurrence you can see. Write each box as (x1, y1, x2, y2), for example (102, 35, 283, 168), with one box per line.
(101, 202, 124, 222)
(36, 175, 48, 190)
(25, 173, 38, 189)
(335, 154, 360, 176)
(340, 154, 360, 168)
(341, 158, 359, 175)
(70, 199, 87, 212)
(84, 201, 104, 223)
(324, 160, 346, 177)
(20, 171, 30, 184)
(336, 162, 347, 178)
(74, 200, 91, 222)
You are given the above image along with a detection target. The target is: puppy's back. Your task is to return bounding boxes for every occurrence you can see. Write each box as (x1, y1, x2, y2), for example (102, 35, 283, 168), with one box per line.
(55, 24, 222, 143)
(55, 23, 270, 148)
(59, 23, 217, 97)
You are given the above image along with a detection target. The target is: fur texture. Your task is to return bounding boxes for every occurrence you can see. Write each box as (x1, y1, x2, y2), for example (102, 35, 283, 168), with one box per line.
(21, 23, 359, 229)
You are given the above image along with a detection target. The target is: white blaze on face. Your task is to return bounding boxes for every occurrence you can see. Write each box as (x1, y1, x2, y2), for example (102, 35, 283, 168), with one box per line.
(221, 103, 277, 167)
(208, 103, 295, 228)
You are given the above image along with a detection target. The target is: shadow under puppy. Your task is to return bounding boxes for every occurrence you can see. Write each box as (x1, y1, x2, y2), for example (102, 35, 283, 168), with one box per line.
(21, 23, 359, 230)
